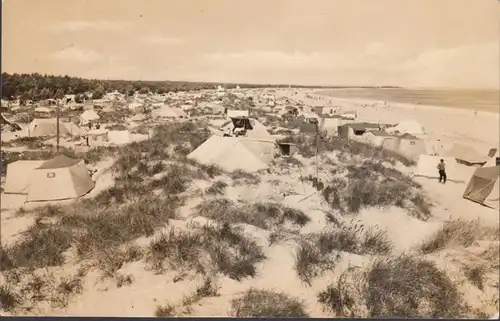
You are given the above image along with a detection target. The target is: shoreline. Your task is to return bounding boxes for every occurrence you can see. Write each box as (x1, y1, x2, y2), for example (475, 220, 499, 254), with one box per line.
(311, 90, 500, 119)
(314, 90, 500, 119)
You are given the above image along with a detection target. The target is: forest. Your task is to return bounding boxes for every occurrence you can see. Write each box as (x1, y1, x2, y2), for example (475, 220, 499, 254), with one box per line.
(1, 73, 398, 102)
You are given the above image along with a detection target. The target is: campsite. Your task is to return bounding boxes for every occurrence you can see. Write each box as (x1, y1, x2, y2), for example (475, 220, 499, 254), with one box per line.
(1, 82, 499, 318)
(1, 0, 499, 318)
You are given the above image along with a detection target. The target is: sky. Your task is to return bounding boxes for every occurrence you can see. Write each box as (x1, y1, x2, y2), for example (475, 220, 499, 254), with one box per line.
(2, 0, 499, 88)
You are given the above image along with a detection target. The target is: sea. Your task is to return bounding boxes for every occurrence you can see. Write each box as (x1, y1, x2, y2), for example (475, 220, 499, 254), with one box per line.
(316, 88, 499, 113)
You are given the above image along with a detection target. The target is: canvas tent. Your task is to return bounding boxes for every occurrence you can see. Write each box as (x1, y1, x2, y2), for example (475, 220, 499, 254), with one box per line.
(187, 135, 276, 172)
(444, 143, 489, 166)
(463, 165, 499, 209)
(227, 110, 249, 118)
(79, 110, 100, 125)
(28, 118, 71, 137)
(107, 130, 132, 145)
(26, 155, 95, 202)
(4, 160, 45, 194)
(152, 106, 187, 119)
(384, 134, 427, 160)
(387, 119, 424, 135)
(4, 155, 94, 202)
(414, 155, 460, 182)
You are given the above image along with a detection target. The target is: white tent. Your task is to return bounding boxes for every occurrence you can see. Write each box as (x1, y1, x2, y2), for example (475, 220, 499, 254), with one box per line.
(79, 110, 100, 125)
(34, 107, 51, 114)
(28, 118, 71, 137)
(227, 110, 249, 118)
(444, 143, 490, 166)
(26, 155, 95, 202)
(152, 106, 187, 119)
(387, 119, 425, 135)
(187, 135, 276, 173)
(4, 160, 44, 194)
(463, 165, 499, 210)
(107, 130, 132, 145)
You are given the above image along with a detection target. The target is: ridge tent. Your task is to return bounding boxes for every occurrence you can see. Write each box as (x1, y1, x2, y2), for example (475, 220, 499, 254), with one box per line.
(4, 160, 45, 194)
(79, 110, 100, 125)
(463, 165, 500, 209)
(444, 143, 489, 166)
(187, 135, 276, 173)
(28, 118, 71, 137)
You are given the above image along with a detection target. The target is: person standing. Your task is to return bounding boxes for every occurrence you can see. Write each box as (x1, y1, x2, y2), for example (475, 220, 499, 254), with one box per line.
(437, 159, 447, 184)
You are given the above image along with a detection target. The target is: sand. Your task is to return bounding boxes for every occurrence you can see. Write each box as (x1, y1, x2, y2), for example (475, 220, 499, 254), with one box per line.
(1, 88, 498, 317)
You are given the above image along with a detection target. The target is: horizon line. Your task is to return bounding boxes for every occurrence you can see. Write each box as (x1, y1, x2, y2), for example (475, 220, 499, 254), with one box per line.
(2, 72, 498, 91)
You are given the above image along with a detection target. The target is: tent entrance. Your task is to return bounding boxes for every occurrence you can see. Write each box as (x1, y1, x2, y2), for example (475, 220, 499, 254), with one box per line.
(277, 143, 296, 156)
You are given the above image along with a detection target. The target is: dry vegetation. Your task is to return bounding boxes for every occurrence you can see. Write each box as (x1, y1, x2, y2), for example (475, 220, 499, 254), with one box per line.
(295, 221, 392, 284)
(317, 255, 470, 318)
(419, 218, 498, 254)
(321, 160, 432, 220)
(196, 199, 310, 230)
(230, 288, 309, 317)
(1, 107, 498, 318)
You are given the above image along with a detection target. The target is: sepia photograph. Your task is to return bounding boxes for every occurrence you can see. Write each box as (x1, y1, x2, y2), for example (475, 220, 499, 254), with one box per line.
(1, 0, 499, 318)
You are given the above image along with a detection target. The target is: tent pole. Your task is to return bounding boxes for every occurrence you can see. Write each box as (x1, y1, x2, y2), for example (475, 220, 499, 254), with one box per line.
(56, 100, 60, 152)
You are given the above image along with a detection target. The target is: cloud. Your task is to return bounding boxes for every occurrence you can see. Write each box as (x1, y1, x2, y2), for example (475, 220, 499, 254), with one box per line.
(201, 41, 499, 87)
(140, 35, 186, 45)
(47, 20, 128, 33)
(393, 42, 499, 88)
(49, 46, 105, 63)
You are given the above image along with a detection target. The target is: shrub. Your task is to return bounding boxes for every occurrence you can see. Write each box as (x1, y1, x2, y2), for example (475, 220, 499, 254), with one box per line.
(419, 219, 498, 254)
(317, 255, 467, 318)
(0, 285, 20, 312)
(322, 161, 431, 219)
(0, 220, 73, 271)
(205, 180, 228, 195)
(231, 288, 309, 317)
(228, 170, 261, 185)
(295, 223, 391, 284)
(146, 223, 265, 280)
(196, 199, 310, 230)
(278, 134, 416, 166)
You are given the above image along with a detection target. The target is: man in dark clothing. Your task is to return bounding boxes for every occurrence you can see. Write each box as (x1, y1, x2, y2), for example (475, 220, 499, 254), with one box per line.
(437, 159, 446, 184)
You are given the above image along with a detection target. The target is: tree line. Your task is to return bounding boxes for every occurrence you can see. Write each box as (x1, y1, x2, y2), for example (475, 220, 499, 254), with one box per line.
(1, 73, 397, 103)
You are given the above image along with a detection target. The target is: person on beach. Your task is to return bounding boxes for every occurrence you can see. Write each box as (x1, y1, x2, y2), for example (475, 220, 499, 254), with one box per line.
(437, 159, 447, 184)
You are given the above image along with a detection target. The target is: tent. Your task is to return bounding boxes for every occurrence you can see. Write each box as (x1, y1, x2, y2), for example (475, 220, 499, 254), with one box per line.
(152, 106, 187, 119)
(28, 118, 71, 137)
(414, 155, 460, 181)
(4, 160, 45, 194)
(187, 135, 276, 172)
(387, 119, 424, 135)
(26, 155, 95, 202)
(34, 107, 51, 114)
(80, 110, 100, 125)
(444, 143, 489, 166)
(107, 130, 132, 145)
(463, 165, 500, 209)
(397, 136, 428, 160)
(227, 110, 249, 118)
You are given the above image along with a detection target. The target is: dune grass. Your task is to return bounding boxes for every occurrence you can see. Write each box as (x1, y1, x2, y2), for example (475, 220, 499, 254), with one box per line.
(419, 219, 498, 254)
(155, 278, 221, 317)
(322, 160, 432, 220)
(196, 199, 310, 230)
(295, 222, 392, 284)
(230, 288, 309, 317)
(317, 255, 468, 318)
(278, 134, 416, 166)
(146, 223, 265, 281)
